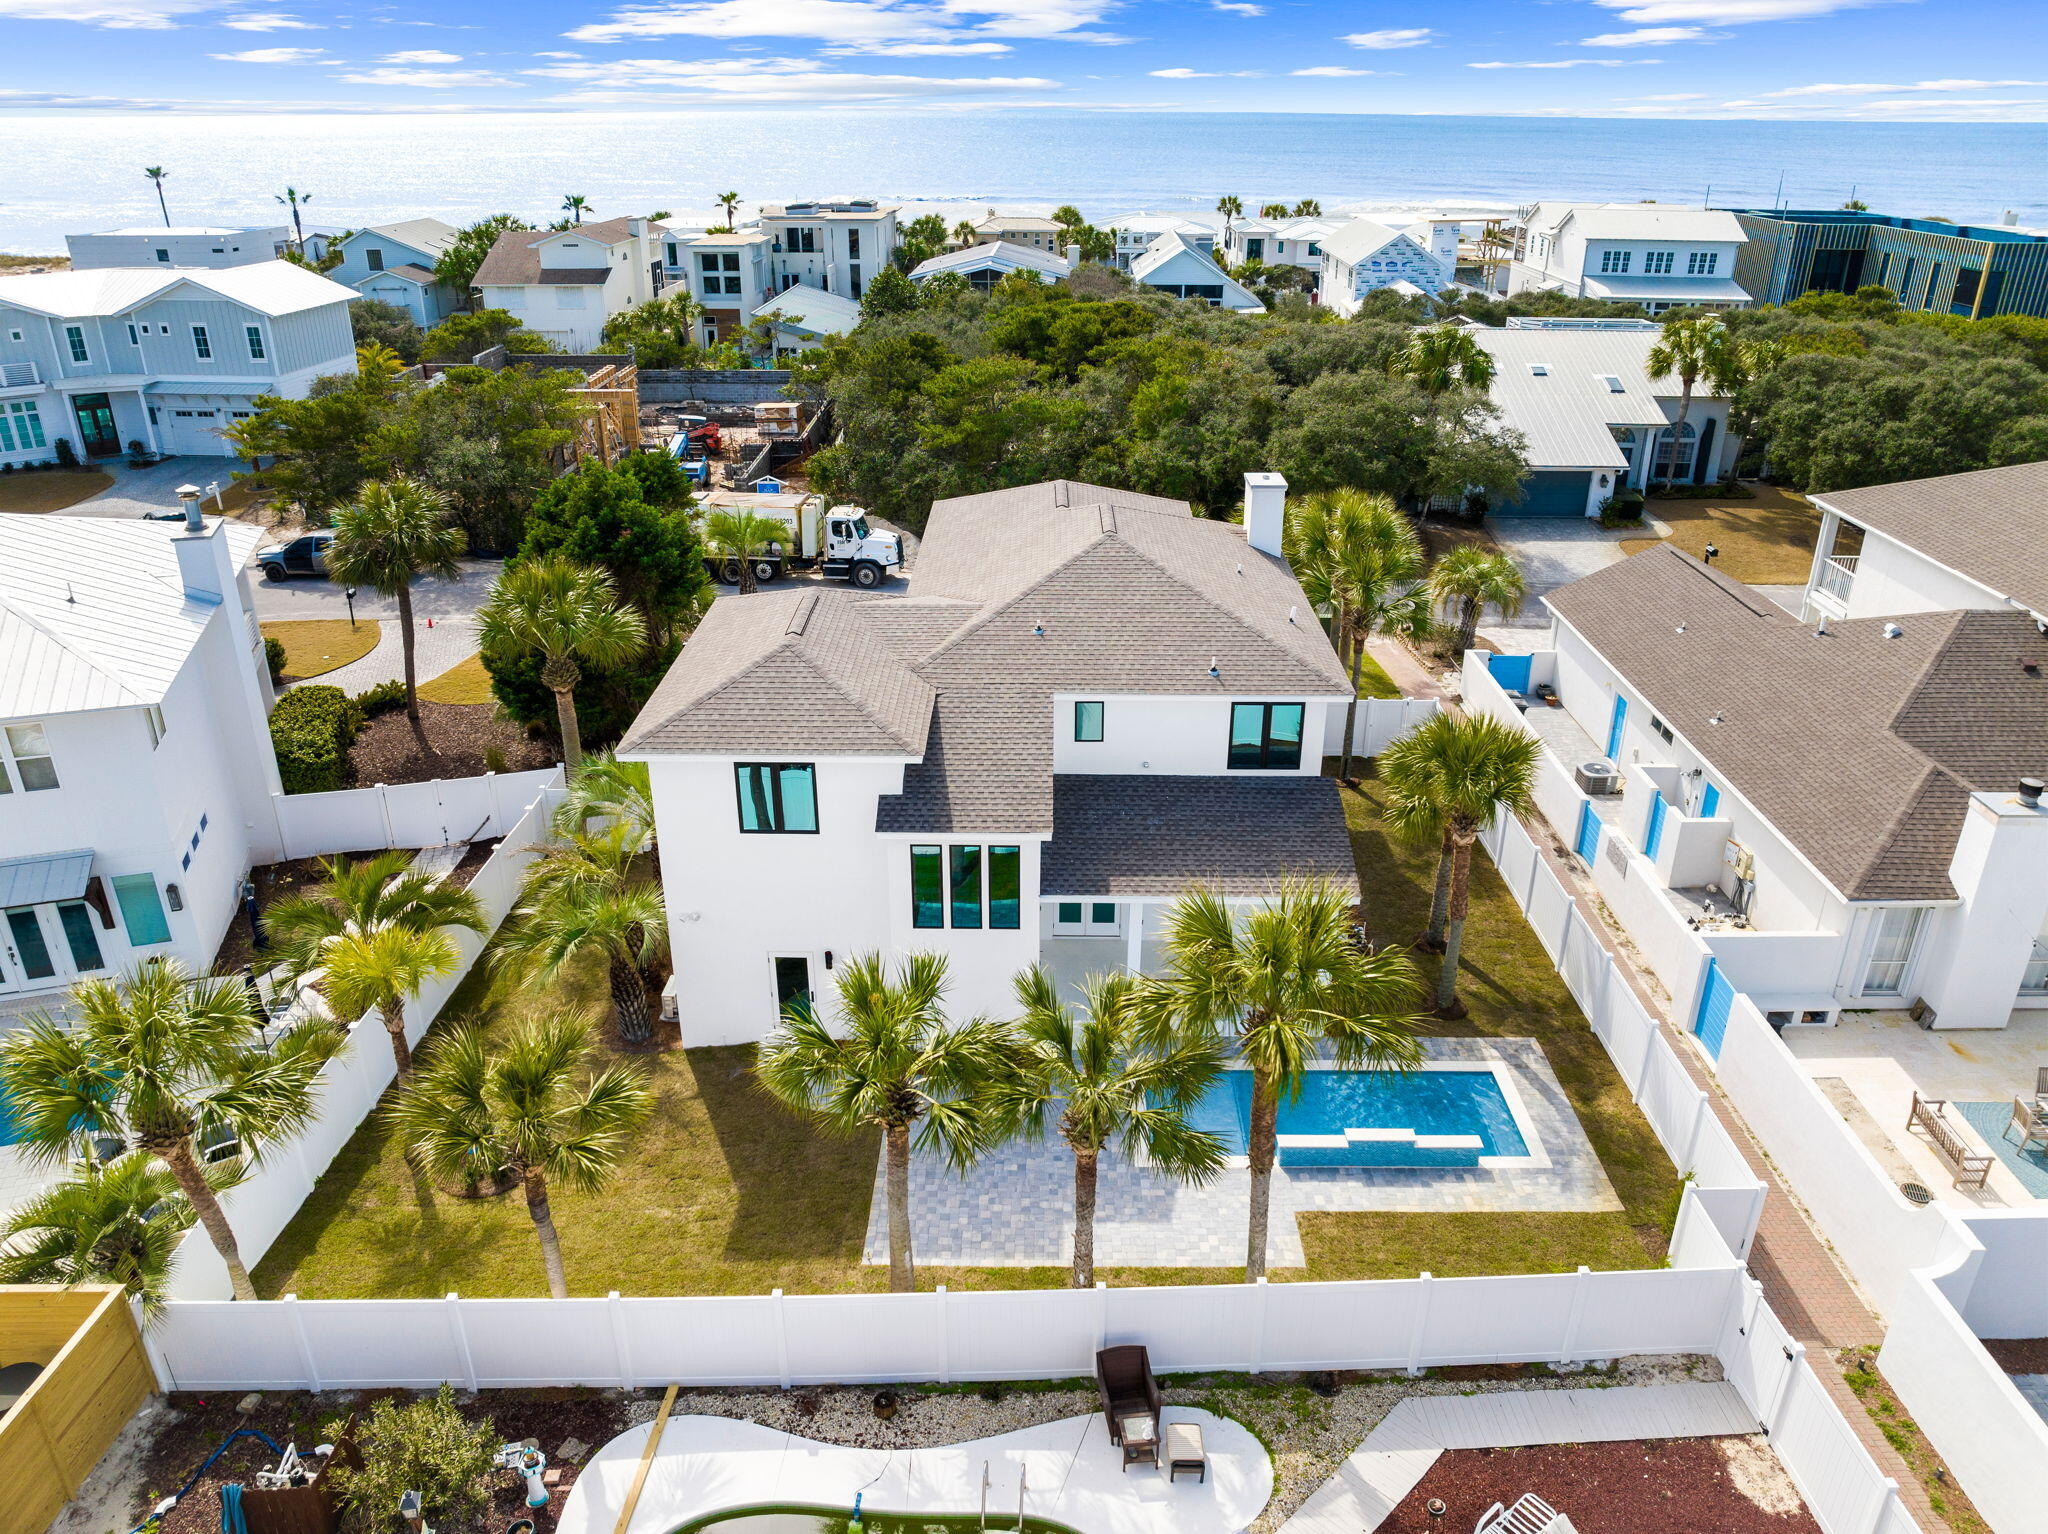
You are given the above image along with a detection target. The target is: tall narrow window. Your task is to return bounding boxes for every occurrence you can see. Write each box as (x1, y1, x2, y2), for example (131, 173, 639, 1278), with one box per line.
(1227, 702, 1305, 770)
(734, 763, 817, 833)
(192, 325, 211, 359)
(112, 873, 172, 946)
(366, 248, 384, 271)
(910, 845, 944, 929)
(988, 847, 1020, 930)
(1862, 908, 1925, 996)
(950, 846, 982, 929)
(145, 705, 167, 748)
(246, 326, 265, 360)
(1074, 701, 1104, 742)
(64, 325, 88, 364)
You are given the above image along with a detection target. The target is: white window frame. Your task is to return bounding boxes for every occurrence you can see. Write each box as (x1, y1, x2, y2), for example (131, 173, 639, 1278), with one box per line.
(1688, 250, 1720, 276)
(1644, 250, 1675, 275)
(0, 719, 59, 793)
(1050, 900, 1123, 937)
(1599, 249, 1632, 275)
(1860, 907, 1926, 997)
(192, 325, 211, 360)
(64, 325, 89, 364)
(245, 325, 266, 361)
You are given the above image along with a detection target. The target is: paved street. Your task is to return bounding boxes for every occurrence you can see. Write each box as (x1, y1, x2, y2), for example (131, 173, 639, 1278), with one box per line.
(252, 557, 503, 621)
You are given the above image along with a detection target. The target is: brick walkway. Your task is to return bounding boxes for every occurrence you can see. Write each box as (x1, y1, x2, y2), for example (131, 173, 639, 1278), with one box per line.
(1378, 635, 1952, 1532)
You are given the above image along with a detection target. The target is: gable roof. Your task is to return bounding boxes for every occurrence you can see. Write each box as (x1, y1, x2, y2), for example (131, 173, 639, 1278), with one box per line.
(358, 263, 439, 288)
(1130, 234, 1263, 310)
(1524, 202, 1747, 244)
(1469, 327, 1704, 469)
(1546, 544, 2048, 901)
(473, 229, 602, 288)
(0, 517, 265, 718)
(910, 240, 1071, 281)
(623, 479, 1349, 834)
(0, 261, 357, 320)
(758, 284, 864, 337)
(1814, 461, 2048, 617)
(346, 218, 460, 259)
(538, 217, 640, 246)
(1318, 218, 1423, 265)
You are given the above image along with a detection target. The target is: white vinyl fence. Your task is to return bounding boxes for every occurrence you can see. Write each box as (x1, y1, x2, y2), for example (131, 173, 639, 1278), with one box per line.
(1322, 695, 1438, 758)
(167, 782, 565, 1301)
(271, 768, 560, 861)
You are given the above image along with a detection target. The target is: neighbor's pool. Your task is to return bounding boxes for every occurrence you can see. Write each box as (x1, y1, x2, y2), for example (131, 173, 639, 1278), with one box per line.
(1185, 1067, 1531, 1168)
(674, 1507, 1081, 1534)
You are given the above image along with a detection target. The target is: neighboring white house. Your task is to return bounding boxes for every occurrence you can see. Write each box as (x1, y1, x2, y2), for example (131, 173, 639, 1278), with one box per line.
(966, 213, 1068, 252)
(327, 218, 463, 327)
(472, 217, 670, 351)
(1130, 233, 1264, 311)
(1509, 203, 1752, 315)
(756, 200, 899, 306)
(1800, 460, 2048, 626)
(1219, 214, 1345, 276)
(909, 240, 1075, 291)
(0, 511, 281, 1001)
(65, 227, 294, 270)
(754, 285, 866, 354)
(666, 200, 902, 347)
(1315, 218, 1458, 315)
(1468, 320, 1739, 516)
(619, 472, 1356, 1043)
(0, 262, 360, 462)
(1108, 213, 1222, 270)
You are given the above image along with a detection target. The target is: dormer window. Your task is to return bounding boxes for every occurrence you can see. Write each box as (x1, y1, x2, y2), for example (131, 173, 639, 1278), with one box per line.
(1599, 249, 1632, 274)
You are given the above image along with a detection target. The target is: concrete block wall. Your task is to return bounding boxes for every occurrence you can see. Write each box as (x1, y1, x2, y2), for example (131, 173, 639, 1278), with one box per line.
(639, 369, 800, 406)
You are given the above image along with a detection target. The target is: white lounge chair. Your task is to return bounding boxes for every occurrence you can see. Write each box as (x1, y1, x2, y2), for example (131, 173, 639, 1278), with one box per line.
(1475, 1493, 1570, 1534)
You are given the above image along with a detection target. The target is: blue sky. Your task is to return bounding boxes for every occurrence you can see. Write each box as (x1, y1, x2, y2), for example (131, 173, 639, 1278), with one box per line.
(3, 0, 2045, 117)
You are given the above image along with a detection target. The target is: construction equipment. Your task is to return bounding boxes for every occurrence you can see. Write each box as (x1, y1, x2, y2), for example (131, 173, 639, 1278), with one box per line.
(699, 489, 901, 589)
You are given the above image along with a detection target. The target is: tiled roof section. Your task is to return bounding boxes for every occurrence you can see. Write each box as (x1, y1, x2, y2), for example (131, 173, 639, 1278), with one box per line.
(473, 224, 623, 288)
(620, 589, 932, 756)
(1042, 775, 1360, 895)
(1815, 462, 2048, 616)
(1546, 545, 2048, 901)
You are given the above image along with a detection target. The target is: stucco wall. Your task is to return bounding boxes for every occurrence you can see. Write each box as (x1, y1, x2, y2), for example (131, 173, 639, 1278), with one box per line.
(1050, 693, 1340, 777)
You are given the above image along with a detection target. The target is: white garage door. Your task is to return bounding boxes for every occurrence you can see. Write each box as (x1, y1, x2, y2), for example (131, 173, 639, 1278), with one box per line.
(159, 406, 226, 456)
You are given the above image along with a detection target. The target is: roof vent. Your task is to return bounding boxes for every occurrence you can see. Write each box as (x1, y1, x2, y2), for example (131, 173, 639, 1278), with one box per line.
(2022, 777, 2045, 808)
(1529, 362, 1550, 377)
(1098, 505, 1117, 534)
(1883, 621, 1904, 638)
(1598, 374, 1624, 392)
(1207, 657, 1220, 680)
(1052, 481, 1070, 508)
(2023, 656, 2041, 675)
(1032, 622, 1045, 637)
(784, 592, 819, 636)
(1814, 616, 1829, 637)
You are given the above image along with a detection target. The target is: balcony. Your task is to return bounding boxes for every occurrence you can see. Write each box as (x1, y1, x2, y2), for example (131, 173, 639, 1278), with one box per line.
(1814, 554, 1857, 604)
(0, 360, 40, 389)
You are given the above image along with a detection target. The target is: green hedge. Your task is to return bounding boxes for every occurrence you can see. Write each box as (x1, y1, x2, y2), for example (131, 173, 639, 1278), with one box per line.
(271, 685, 364, 794)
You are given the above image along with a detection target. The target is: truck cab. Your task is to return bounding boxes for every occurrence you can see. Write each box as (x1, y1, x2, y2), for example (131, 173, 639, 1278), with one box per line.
(819, 507, 900, 588)
(701, 490, 902, 589)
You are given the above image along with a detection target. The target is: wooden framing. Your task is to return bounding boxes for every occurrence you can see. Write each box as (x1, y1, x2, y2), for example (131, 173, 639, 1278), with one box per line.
(0, 1285, 159, 1534)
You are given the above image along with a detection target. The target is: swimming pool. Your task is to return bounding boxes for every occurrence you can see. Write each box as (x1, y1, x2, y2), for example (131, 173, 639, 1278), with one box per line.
(1182, 1065, 1539, 1169)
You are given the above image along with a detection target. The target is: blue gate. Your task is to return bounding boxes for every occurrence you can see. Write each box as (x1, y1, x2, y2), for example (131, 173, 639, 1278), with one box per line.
(1573, 801, 1602, 863)
(1643, 791, 1669, 862)
(1488, 653, 1534, 693)
(1694, 958, 1735, 1059)
(1604, 696, 1627, 757)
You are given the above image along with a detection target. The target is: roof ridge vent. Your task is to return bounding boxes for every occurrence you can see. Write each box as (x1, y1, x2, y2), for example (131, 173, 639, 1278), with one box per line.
(1098, 505, 1117, 534)
(1053, 481, 1071, 508)
(785, 591, 819, 637)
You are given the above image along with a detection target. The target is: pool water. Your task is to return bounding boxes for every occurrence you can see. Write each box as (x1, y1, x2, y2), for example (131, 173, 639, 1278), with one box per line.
(673, 1507, 1080, 1533)
(1184, 1067, 1529, 1168)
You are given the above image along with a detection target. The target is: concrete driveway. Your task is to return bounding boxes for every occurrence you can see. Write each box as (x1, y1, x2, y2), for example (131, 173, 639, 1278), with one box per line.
(57, 456, 235, 520)
(1479, 517, 1635, 650)
(252, 557, 503, 621)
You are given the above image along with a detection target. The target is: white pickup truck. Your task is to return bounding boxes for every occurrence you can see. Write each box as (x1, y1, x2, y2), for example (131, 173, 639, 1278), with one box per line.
(700, 490, 902, 589)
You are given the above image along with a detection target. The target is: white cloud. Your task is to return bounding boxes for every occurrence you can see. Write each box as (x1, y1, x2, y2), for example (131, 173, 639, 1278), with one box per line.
(567, 0, 1126, 47)
(1581, 26, 1712, 45)
(220, 10, 321, 27)
(1470, 58, 1663, 69)
(210, 44, 324, 59)
(824, 39, 1013, 53)
(534, 49, 583, 57)
(1148, 66, 1262, 77)
(0, 0, 211, 28)
(381, 48, 463, 62)
(1211, 1, 1262, 13)
(1291, 66, 1390, 77)
(1759, 78, 2048, 97)
(1631, 91, 1711, 99)
(1594, 0, 1900, 21)
(1339, 28, 1431, 49)
(333, 66, 520, 86)
(525, 55, 1062, 102)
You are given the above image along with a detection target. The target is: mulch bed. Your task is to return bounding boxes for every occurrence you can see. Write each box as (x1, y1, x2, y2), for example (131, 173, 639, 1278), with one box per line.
(138, 1390, 633, 1534)
(1980, 1337, 2048, 1373)
(1380, 1437, 1820, 1534)
(349, 702, 558, 786)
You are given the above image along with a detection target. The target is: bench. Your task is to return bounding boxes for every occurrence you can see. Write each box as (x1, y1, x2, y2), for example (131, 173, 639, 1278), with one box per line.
(1908, 1093, 1994, 1189)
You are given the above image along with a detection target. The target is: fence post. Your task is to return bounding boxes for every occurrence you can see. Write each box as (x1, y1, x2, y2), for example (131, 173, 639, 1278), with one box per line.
(1406, 1273, 1434, 1377)
(1558, 1266, 1592, 1367)
(131, 1294, 176, 1391)
(935, 1285, 952, 1384)
(284, 1293, 321, 1391)
(1681, 1090, 1712, 1176)
(1248, 1277, 1269, 1375)
(1866, 1480, 1900, 1534)
(376, 783, 396, 848)
(445, 1293, 479, 1392)
(1637, 1014, 1662, 1098)
(1093, 1281, 1109, 1359)
(609, 1291, 634, 1391)
(772, 1289, 791, 1390)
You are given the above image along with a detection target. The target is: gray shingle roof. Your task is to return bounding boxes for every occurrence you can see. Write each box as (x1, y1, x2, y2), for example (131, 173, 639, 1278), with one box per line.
(1042, 776, 1359, 895)
(1815, 462, 2048, 617)
(1546, 545, 2048, 901)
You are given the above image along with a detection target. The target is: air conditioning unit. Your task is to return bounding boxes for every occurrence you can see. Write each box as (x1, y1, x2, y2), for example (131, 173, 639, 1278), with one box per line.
(1575, 759, 1622, 796)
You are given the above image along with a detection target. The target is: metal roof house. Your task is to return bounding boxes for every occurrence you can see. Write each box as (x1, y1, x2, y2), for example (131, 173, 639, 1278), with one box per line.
(326, 217, 463, 328)
(619, 472, 1356, 1043)
(1728, 209, 2048, 318)
(909, 240, 1076, 291)
(1508, 203, 1752, 315)
(1130, 233, 1264, 312)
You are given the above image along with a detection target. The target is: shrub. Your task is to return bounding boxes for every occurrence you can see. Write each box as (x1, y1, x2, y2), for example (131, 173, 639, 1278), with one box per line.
(353, 678, 408, 718)
(329, 1383, 499, 1534)
(1598, 489, 1647, 527)
(263, 636, 287, 684)
(52, 437, 77, 469)
(270, 684, 364, 794)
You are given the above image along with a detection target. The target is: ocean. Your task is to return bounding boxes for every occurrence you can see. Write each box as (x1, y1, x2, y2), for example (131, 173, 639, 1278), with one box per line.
(3, 109, 2046, 254)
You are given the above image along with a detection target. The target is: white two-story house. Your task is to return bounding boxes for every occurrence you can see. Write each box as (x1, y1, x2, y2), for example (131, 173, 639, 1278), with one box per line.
(1316, 218, 1459, 316)
(472, 217, 669, 352)
(1109, 213, 1221, 271)
(620, 473, 1356, 1042)
(670, 201, 901, 346)
(1509, 204, 1752, 315)
(0, 509, 281, 1003)
(1220, 214, 1344, 278)
(65, 226, 294, 270)
(327, 218, 463, 327)
(0, 263, 360, 462)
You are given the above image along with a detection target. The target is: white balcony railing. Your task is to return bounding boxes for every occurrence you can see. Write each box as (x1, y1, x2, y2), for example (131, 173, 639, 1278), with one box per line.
(0, 360, 39, 388)
(1814, 555, 1858, 603)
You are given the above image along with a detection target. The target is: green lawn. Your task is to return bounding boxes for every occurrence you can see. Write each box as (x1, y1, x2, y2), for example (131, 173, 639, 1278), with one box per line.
(255, 779, 1673, 1298)
(1353, 650, 1401, 699)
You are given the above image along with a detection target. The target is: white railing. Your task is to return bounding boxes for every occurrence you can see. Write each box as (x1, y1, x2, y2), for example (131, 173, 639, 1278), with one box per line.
(164, 782, 564, 1301)
(1815, 556, 1858, 604)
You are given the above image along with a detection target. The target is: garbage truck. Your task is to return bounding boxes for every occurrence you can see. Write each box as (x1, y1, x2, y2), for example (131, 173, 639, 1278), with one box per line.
(699, 489, 902, 589)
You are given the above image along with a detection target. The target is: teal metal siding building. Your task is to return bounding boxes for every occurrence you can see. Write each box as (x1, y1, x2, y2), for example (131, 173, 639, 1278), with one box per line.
(1728, 210, 2048, 319)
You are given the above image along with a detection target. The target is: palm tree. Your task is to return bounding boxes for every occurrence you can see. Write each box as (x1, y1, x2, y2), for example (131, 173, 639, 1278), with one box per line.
(1378, 714, 1539, 1016)
(553, 750, 657, 851)
(1292, 198, 1322, 217)
(562, 194, 592, 226)
(392, 1016, 653, 1299)
(1286, 490, 1427, 780)
(1427, 545, 1526, 656)
(0, 1151, 227, 1316)
(1004, 967, 1228, 1287)
(703, 508, 787, 596)
(1647, 313, 1736, 489)
(756, 952, 1013, 1292)
(326, 477, 467, 737)
(1215, 194, 1243, 248)
(275, 186, 311, 252)
(476, 557, 646, 772)
(1381, 742, 1459, 956)
(144, 166, 170, 226)
(952, 219, 979, 248)
(716, 191, 741, 231)
(1397, 325, 1497, 408)
(495, 822, 668, 1045)
(322, 925, 466, 1080)
(0, 961, 339, 1302)
(1141, 881, 1423, 1281)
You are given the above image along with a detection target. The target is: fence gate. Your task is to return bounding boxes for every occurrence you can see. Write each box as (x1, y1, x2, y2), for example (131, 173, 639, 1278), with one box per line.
(1573, 801, 1602, 864)
(1643, 791, 1669, 862)
(1694, 957, 1735, 1059)
(1487, 652, 1534, 693)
